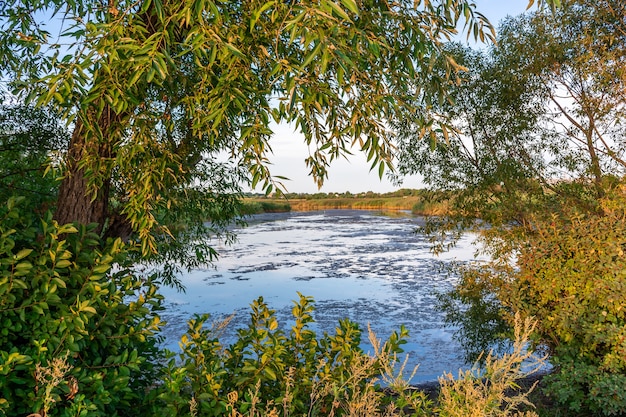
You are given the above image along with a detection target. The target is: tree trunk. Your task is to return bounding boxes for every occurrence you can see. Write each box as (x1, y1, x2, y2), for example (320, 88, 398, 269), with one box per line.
(54, 108, 132, 239)
(55, 118, 110, 228)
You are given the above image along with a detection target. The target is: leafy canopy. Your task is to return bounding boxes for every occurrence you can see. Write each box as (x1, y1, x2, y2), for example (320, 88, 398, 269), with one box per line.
(0, 105, 69, 209)
(397, 0, 626, 249)
(0, 0, 497, 250)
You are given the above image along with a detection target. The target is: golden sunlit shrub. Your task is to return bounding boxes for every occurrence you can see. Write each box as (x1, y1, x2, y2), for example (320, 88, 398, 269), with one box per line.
(505, 194, 626, 416)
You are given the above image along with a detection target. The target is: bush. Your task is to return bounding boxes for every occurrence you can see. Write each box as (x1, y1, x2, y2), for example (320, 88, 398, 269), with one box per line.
(0, 105, 69, 210)
(240, 201, 291, 215)
(155, 293, 424, 417)
(505, 194, 626, 416)
(0, 196, 547, 417)
(438, 185, 626, 416)
(437, 264, 513, 364)
(0, 197, 164, 416)
(155, 295, 543, 417)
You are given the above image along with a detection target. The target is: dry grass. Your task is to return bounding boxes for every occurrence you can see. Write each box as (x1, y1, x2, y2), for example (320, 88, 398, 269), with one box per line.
(25, 317, 542, 417)
(27, 353, 75, 417)
(436, 314, 544, 417)
(222, 326, 428, 417)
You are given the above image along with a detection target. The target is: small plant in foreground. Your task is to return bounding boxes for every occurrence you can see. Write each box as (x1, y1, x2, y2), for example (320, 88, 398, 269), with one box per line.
(0, 197, 164, 416)
(157, 293, 418, 416)
(437, 314, 544, 417)
(1, 197, 545, 416)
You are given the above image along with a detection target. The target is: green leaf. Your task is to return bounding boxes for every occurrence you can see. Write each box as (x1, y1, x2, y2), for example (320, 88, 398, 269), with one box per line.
(300, 42, 322, 70)
(340, 0, 359, 15)
(326, 1, 350, 21)
(92, 264, 111, 274)
(14, 249, 32, 261)
(249, 1, 275, 31)
(57, 224, 78, 234)
(13, 263, 32, 277)
(55, 260, 72, 269)
(264, 367, 277, 380)
(224, 43, 245, 59)
(32, 304, 44, 315)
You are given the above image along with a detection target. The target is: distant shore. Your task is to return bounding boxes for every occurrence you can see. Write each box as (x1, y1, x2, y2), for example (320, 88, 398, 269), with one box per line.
(242, 189, 450, 216)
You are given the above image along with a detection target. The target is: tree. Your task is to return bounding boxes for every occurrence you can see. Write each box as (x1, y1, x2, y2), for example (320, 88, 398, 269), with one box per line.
(496, 1, 626, 198)
(0, 4, 497, 414)
(398, 0, 626, 239)
(0, 0, 498, 255)
(397, 1, 626, 414)
(396, 41, 558, 246)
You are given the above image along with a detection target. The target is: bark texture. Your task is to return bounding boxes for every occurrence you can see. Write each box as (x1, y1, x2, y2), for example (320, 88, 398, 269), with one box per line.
(54, 108, 132, 240)
(55, 119, 110, 227)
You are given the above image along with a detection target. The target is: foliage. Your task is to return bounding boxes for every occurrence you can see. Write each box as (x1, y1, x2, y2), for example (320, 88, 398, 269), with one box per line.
(154, 295, 544, 417)
(156, 293, 417, 417)
(0, 0, 496, 251)
(496, 2, 626, 196)
(433, 184, 626, 416)
(396, 2, 626, 415)
(0, 1, 564, 415)
(0, 194, 547, 416)
(396, 38, 557, 252)
(240, 201, 292, 215)
(436, 263, 512, 364)
(0, 197, 164, 416)
(0, 105, 69, 210)
(132, 172, 248, 290)
(397, 0, 626, 248)
(502, 187, 626, 416)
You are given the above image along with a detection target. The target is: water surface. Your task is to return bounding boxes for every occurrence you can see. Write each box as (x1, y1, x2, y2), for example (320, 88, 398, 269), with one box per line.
(159, 210, 479, 382)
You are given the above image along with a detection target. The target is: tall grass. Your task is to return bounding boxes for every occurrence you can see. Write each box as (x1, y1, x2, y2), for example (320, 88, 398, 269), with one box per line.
(436, 314, 544, 417)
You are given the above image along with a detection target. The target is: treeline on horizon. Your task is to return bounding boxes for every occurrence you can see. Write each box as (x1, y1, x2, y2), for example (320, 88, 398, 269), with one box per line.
(241, 188, 452, 215)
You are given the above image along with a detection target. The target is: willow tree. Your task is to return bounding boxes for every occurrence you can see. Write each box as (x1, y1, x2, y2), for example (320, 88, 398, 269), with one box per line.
(0, 0, 498, 256)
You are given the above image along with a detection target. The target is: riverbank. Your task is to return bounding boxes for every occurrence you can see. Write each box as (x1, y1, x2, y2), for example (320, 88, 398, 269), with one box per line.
(242, 189, 451, 216)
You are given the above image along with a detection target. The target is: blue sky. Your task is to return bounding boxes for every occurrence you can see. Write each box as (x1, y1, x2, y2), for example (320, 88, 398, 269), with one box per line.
(264, 0, 533, 194)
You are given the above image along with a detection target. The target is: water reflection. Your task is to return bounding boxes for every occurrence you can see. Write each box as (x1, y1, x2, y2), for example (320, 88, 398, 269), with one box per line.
(159, 210, 480, 382)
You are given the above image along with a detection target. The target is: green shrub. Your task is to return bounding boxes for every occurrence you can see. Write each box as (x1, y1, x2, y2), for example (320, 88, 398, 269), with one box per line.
(156, 299, 543, 417)
(438, 186, 626, 416)
(0, 197, 164, 416)
(259, 201, 291, 213)
(505, 195, 626, 416)
(437, 264, 513, 364)
(240, 201, 291, 215)
(156, 293, 418, 417)
(0, 196, 548, 417)
(545, 354, 626, 416)
(240, 202, 264, 215)
(0, 105, 69, 210)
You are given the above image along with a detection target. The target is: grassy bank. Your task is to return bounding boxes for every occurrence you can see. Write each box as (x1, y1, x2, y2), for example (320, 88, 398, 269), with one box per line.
(242, 189, 451, 216)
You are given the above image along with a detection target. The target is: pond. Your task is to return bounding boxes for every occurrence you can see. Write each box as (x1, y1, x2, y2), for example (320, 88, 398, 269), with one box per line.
(158, 209, 481, 383)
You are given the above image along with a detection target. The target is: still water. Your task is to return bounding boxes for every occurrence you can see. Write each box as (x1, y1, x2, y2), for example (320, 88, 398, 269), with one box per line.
(159, 210, 480, 383)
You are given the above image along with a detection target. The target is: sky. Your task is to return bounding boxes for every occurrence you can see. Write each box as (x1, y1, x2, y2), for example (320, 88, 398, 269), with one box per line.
(259, 0, 533, 194)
